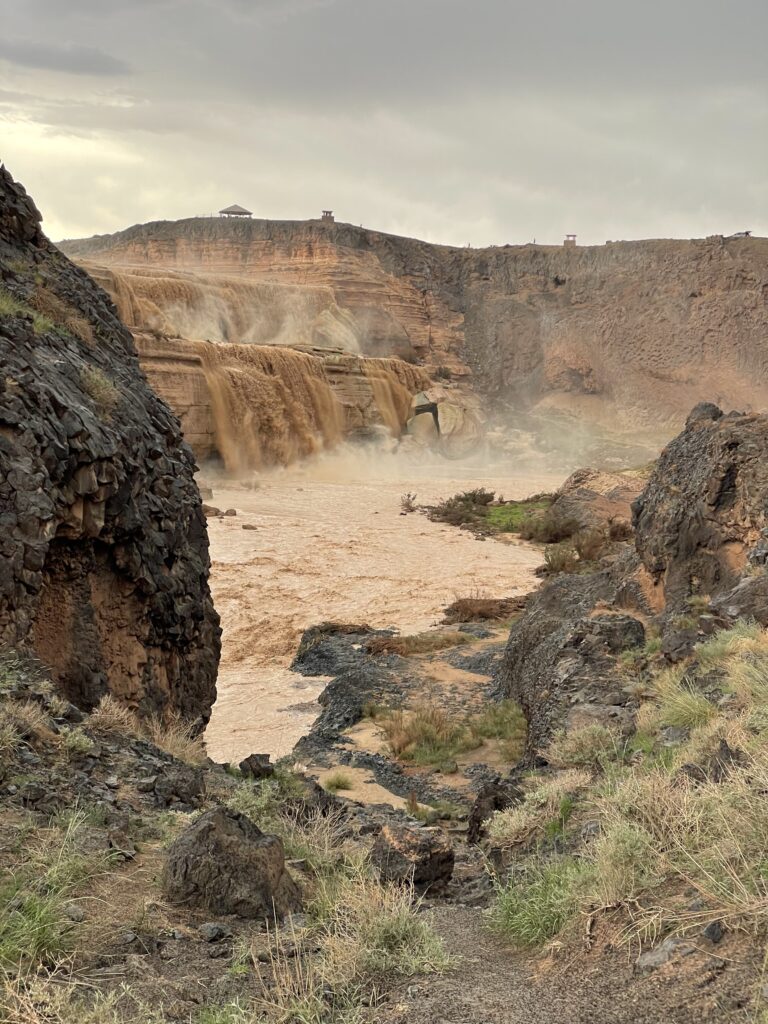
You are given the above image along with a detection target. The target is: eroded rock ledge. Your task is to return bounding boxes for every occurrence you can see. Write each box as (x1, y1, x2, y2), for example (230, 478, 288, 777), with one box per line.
(0, 166, 220, 725)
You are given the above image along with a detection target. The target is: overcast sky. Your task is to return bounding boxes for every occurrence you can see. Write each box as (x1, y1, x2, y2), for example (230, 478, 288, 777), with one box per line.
(1, 0, 766, 245)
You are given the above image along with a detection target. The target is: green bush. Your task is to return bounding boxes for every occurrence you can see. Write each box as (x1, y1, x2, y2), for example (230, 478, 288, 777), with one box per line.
(489, 858, 591, 946)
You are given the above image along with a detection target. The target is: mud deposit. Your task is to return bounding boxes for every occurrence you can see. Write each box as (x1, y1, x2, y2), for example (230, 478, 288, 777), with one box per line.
(204, 451, 560, 763)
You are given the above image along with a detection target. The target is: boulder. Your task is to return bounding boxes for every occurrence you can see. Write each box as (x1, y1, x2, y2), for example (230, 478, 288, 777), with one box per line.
(633, 405, 768, 608)
(467, 778, 523, 845)
(163, 807, 301, 919)
(371, 824, 454, 888)
(239, 752, 274, 780)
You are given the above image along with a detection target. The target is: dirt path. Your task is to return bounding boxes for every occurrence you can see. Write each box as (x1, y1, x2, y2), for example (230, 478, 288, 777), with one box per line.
(204, 453, 560, 763)
(378, 906, 750, 1024)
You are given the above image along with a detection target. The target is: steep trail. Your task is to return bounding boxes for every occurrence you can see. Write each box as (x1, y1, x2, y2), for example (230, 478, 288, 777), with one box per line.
(203, 457, 560, 763)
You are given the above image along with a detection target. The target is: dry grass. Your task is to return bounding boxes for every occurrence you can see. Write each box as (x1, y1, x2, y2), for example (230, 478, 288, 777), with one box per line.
(144, 712, 207, 765)
(379, 699, 526, 769)
(88, 695, 141, 737)
(79, 365, 119, 418)
(441, 595, 526, 624)
(488, 770, 591, 849)
(545, 723, 625, 770)
(323, 770, 354, 793)
(365, 631, 470, 657)
(650, 665, 717, 729)
(29, 287, 94, 345)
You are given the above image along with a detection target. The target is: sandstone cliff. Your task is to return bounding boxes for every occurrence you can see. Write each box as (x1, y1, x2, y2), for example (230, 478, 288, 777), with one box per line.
(0, 167, 220, 725)
(61, 218, 768, 437)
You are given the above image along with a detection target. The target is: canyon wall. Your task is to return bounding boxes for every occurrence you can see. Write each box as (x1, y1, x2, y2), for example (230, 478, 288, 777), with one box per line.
(0, 167, 220, 726)
(61, 219, 768, 440)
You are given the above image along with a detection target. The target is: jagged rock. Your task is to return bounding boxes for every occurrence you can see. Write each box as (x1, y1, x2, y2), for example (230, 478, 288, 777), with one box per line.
(238, 752, 274, 780)
(153, 765, 203, 809)
(493, 561, 647, 753)
(712, 574, 768, 626)
(163, 807, 301, 919)
(0, 166, 220, 724)
(635, 936, 694, 973)
(371, 824, 454, 888)
(633, 405, 768, 608)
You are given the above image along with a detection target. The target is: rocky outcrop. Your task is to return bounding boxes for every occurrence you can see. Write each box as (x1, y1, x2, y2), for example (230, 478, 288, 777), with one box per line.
(497, 403, 768, 756)
(0, 166, 220, 725)
(163, 807, 302, 919)
(61, 219, 768, 436)
(633, 403, 768, 608)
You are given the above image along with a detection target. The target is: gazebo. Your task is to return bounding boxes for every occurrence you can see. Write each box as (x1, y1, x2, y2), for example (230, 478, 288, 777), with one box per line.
(219, 204, 252, 218)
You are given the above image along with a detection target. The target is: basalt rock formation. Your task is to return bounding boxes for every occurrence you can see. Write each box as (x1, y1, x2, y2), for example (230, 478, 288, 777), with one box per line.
(61, 218, 768, 439)
(496, 404, 768, 754)
(0, 166, 220, 725)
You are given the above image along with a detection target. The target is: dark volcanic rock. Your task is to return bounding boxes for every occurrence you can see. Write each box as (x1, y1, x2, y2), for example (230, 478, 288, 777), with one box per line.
(493, 558, 646, 753)
(0, 166, 220, 725)
(467, 778, 523, 845)
(239, 753, 274, 780)
(163, 807, 301, 919)
(371, 823, 454, 889)
(633, 404, 768, 608)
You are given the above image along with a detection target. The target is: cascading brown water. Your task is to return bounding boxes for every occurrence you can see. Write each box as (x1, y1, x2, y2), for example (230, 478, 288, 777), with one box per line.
(362, 358, 431, 436)
(192, 342, 345, 473)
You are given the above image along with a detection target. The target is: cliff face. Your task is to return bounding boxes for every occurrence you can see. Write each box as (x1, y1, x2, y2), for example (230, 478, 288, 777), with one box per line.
(61, 219, 768, 436)
(0, 167, 220, 726)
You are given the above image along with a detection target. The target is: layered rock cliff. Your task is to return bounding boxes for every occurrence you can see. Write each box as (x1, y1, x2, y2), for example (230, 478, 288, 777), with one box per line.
(61, 218, 768, 437)
(0, 167, 220, 725)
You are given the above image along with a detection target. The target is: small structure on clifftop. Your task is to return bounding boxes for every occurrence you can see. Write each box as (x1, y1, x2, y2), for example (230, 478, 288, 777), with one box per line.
(219, 204, 252, 218)
(321, 210, 335, 223)
(564, 233, 577, 247)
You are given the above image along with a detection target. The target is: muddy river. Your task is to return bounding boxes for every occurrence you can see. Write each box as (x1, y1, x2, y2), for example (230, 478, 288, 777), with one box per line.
(204, 450, 562, 763)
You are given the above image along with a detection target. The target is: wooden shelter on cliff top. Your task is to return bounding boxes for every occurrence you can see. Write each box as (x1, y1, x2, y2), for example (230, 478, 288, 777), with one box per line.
(219, 204, 252, 218)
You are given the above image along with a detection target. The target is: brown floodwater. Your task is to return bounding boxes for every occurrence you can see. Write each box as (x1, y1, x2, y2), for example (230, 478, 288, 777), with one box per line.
(203, 449, 562, 763)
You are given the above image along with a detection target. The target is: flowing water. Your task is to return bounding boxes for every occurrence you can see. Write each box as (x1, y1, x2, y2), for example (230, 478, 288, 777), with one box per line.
(204, 449, 563, 763)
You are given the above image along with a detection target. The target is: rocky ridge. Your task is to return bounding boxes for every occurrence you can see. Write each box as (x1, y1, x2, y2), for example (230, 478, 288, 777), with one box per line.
(0, 166, 220, 725)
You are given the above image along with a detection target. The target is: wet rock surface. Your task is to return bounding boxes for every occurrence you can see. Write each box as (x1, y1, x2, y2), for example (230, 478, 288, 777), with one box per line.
(0, 167, 220, 724)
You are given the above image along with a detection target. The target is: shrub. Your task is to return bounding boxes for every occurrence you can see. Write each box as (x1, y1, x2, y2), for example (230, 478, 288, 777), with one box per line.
(573, 527, 607, 562)
(546, 723, 623, 770)
(381, 704, 474, 768)
(542, 543, 578, 574)
(400, 492, 417, 513)
(489, 857, 591, 946)
(518, 509, 579, 543)
(485, 498, 552, 533)
(323, 770, 353, 793)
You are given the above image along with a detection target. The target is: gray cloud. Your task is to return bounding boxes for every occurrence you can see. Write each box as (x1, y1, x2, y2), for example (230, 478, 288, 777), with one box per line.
(0, 0, 765, 243)
(0, 38, 130, 75)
